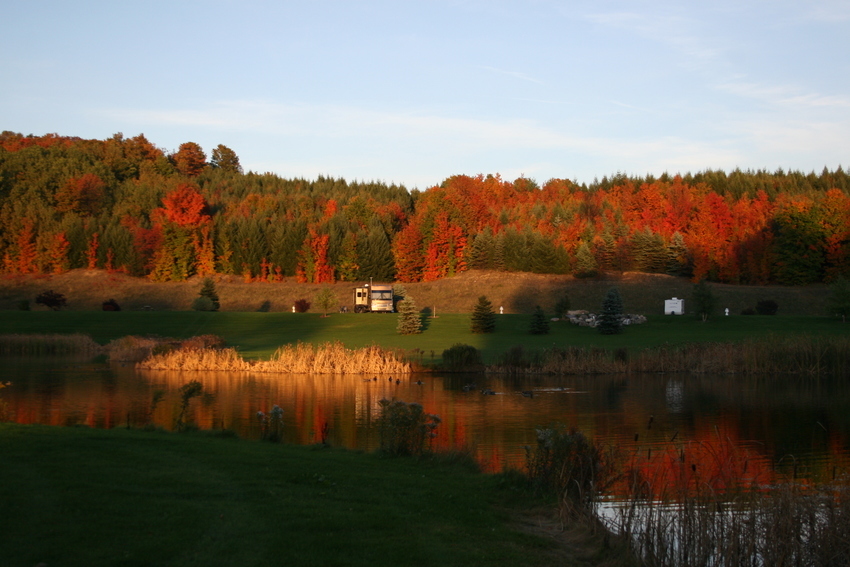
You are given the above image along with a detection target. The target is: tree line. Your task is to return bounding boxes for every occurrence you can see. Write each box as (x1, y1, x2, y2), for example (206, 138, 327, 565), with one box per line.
(1, 131, 848, 286)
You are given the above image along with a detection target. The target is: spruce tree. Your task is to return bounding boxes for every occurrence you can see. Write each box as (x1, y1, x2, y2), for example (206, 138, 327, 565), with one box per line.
(396, 296, 422, 335)
(597, 287, 623, 335)
(199, 277, 220, 311)
(529, 305, 550, 335)
(574, 242, 598, 278)
(471, 295, 496, 334)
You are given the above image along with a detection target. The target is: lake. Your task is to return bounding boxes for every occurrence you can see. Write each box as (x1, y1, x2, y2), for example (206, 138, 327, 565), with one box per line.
(3, 357, 849, 494)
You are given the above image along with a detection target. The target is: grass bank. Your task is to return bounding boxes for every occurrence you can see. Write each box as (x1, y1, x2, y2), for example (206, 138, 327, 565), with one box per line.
(0, 424, 630, 567)
(0, 310, 846, 364)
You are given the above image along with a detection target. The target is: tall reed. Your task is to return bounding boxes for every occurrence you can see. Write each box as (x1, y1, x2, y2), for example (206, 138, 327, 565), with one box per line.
(487, 336, 850, 376)
(0, 333, 103, 356)
(136, 340, 412, 374)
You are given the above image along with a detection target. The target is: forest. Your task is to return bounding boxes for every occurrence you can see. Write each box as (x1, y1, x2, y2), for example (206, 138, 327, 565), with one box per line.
(1, 131, 848, 286)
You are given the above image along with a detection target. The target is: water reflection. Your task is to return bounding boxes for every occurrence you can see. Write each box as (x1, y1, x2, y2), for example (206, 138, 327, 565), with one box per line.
(3, 358, 850, 486)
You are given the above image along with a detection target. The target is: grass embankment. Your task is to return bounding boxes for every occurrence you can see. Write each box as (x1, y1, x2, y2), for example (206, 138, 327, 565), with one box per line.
(0, 309, 846, 364)
(0, 268, 832, 316)
(0, 424, 630, 567)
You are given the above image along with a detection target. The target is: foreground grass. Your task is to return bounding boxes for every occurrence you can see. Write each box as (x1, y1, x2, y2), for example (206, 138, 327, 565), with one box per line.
(0, 424, 628, 567)
(0, 310, 846, 363)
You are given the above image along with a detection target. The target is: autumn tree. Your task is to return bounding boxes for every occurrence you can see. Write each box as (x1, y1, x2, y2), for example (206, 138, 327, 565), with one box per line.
(210, 144, 242, 173)
(172, 142, 206, 177)
(55, 173, 106, 216)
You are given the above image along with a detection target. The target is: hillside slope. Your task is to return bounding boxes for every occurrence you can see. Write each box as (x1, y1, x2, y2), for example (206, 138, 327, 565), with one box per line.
(0, 269, 829, 317)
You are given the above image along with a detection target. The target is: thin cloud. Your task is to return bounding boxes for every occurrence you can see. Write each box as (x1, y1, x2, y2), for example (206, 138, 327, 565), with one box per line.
(480, 66, 545, 85)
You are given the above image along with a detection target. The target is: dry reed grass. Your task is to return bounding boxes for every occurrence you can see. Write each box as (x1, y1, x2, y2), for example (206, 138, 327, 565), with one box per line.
(0, 333, 103, 355)
(136, 340, 412, 374)
(488, 336, 850, 376)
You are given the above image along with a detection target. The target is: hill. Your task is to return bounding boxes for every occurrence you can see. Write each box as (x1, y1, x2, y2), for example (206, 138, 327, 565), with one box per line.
(0, 268, 830, 317)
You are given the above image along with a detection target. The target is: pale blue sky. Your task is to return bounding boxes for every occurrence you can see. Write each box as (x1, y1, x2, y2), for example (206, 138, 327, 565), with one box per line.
(2, 0, 848, 190)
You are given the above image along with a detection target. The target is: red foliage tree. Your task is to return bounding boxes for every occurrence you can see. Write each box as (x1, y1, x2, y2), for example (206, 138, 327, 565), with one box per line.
(55, 173, 106, 216)
(173, 142, 207, 177)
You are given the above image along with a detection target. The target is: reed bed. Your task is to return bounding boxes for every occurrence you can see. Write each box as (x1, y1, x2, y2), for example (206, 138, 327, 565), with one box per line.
(609, 483, 850, 567)
(0, 333, 103, 356)
(136, 340, 412, 374)
(487, 336, 850, 376)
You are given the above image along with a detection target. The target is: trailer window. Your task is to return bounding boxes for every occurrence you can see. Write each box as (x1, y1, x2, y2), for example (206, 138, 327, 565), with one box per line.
(373, 291, 392, 300)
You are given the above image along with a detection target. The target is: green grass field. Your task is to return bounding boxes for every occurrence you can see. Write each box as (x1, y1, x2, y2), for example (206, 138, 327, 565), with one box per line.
(0, 424, 629, 567)
(0, 309, 846, 363)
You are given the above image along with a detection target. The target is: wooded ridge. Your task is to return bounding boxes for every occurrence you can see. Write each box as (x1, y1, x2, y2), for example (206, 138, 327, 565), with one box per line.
(2, 131, 848, 286)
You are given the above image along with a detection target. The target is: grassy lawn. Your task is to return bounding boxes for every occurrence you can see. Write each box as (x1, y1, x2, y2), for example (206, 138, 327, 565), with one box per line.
(0, 424, 624, 567)
(0, 310, 846, 363)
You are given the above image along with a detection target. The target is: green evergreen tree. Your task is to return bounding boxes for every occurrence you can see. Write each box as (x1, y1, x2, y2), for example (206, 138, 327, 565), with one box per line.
(471, 295, 496, 334)
(553, 293, 571, 319)
(529, 305, 550, 335)
(396, 296, 422, 335)
(692, 279, 716, 322)
(597, 287, 623, 335)
(574, 242, 598, 278)
(199, 277, 220, 311)
(666, 232, 691, 276)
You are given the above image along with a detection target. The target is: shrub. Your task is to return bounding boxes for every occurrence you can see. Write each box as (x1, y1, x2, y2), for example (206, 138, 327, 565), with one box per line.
(756, 299, 779, 315)
(441, 343, 483, 370)
(294, 298, 311, 313)
(376, 398, 441, 456)
(526, 427, 607, 512)
(257, 405, 284, 442)
(191, 296, 216, 311)
(102, 299, 121, 311)
(35, 290, 67, 311)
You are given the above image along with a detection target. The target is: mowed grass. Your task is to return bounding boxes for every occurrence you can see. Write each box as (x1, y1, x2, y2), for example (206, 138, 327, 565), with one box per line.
(0, 424, 582, 567)
(0, 309, 846, 364)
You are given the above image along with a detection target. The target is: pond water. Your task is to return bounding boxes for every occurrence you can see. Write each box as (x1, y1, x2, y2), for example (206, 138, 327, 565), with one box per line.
(3, 357, 850, 494)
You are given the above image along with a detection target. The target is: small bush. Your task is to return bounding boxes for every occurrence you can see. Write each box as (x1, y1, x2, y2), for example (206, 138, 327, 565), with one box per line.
(35, 290, 67, 311)
(191, 296, 216, 311)
(102, 299, 121, 311)
(294, 298, 311, 313)
(756, 299, 779, 315)
(526, 427, 607, 513)
(257, 405, 284, 442)
(441, 343, 483, 370)
(376, 398, 440, 456)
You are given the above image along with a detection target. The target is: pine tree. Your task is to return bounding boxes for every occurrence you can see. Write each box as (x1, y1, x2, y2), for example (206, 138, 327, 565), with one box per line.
(598, 287, 623, 335)
(396, 296, 422, 335)
(529, 305, 550, 335)
(471, 295, 496, 334)
(199, 277, 220, 311)
(574, 242, 598, 278)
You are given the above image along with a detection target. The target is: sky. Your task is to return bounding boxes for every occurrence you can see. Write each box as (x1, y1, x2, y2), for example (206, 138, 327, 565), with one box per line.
(2, 0, 849, 190)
